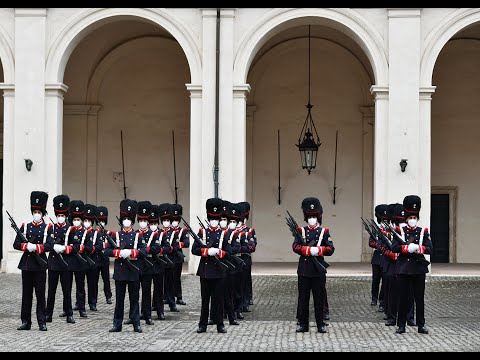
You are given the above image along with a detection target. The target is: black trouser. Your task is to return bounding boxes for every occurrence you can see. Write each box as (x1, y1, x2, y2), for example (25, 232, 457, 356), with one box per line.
(99, 262, 112, 301)
(74, 270, 86, 311)
(113, 280, 140, 328)
(298, 275, 326, 328)
(246, 264, 253, 304)
(397, 274, 426, 327)
(407, 282, 415, 323)
(233, 271, 243, 313)
(384, 273, 397, 321)
(210, 274, 235, 323)
(140, 274, 154, 320)
(46, 269, 70, 318)
(200, 277, 224, 328)
(371, 264, 383, 304)
(21, 270, 47, 326)
(164, 267, 175, 308)
(324, 286, 329, 315)
(240, 266, 250, 310)
(152, 273, 165, 317)
(382, 272, 390, 315)
(86, 268, 100, 307)
(173, 262, 183, 301)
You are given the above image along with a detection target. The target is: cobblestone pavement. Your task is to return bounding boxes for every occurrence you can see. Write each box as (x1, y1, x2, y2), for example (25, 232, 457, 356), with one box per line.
(0, 273, 479, 351)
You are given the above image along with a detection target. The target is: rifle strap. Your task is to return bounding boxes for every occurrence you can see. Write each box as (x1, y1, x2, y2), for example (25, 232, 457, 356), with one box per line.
(43, 225, 50, 245)
(134, 233, 139, 250)
(219, 230, 226, 250)
(80, 229, 88, 246)
(116, 232, 120, 248)
(300, 227, 306, 243)
(399, 226, 406, 242)
(178, 228, 184, 240)
(23, 223, 28, 239)
(168, 230, 176, 245)
(93, 230, 98, 246)
(64, 226, 72, 246)
(147, 231, 156, 247)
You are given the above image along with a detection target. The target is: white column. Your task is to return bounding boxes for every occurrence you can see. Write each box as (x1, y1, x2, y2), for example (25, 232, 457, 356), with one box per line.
(1, 85, 17, 273)
(246, 105, 257, 211)
(387, 9, 422, 201)
(360, 106, 375, 262)
(419, 86, 436, 273)
(187, 84, 203, 274)
(231, 85, 250, 203)
(218, 9, 235, 200)
(370, 86, 389, 208)
(44, 83, 68, 213)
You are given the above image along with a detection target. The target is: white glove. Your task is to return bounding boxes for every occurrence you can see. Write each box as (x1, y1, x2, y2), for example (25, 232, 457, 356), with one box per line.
(407, 243, 419, 253)
(53, 244, 65, 254)
(27, 243, 37, 252)
(120, 249, 131, 259)
(310, 247, 319, 256)
(208, 247, 219, 256)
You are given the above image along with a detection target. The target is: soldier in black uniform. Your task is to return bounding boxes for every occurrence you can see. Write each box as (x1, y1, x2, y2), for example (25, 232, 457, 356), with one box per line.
(237, 201, 256, 311)
(46, 194, 71, 323)
(192, 198, 231, 334)
(292, 197, 335, 333)
(92, 206, 113, 305)
(13, 191, 52, 331)
(170, 204, 190, 306)
(84, 204, 101, 312)
(105, 199, 147, 333)
(392, 195, 432, 335)
(369, 204, 388, 310)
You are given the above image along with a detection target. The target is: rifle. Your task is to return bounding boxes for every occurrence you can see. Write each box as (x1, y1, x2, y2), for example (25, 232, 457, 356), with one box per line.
(95, 216, 139, 272)
(381, 221, 430, 267)
(6, 210, 48, 269)
(120, 130, 127, 200)
(285, 210, 329, 272)
(367, 219, 392, 250)
(48, 217, 69, 268)
(181, 216, 228, 272)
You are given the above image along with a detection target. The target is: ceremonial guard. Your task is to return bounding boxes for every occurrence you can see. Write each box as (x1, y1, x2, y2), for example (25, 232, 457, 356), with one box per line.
(84, 204, 101, 311)
(46, 194, 70, 323)
(170, 203, 190, 306)
(369, 204, 387, 311)
(292, 197, 334, 333)
(392, 195, 432, 335)
(192, 198, 231, 334)
(105, 199, 147, 333)
(13, 191, 52, 331)
(160, 203, 180, 312)
(94, 206, 113, 305)
(237, 202, 256, 313)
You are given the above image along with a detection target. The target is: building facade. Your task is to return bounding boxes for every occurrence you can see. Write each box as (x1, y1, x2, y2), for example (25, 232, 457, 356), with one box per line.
(1, 8, 479, 273)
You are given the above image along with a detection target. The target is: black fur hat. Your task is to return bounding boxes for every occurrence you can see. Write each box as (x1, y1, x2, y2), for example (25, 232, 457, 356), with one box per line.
(170, 204, 183, 221)
(53, 194, 70, 216)
(374, 204, 389, 222)
(387, 203, 399, 223)
(149, 205, 159, 223)
(393, 204, 406, 225)
(221, 200, 233, 221)
(84, 204, 97, 221)
(206, 198, 224, 220)
(96, 206, 108, 225)
(158, 203, 171, 220)
(403, 195, 421, 219)
(231, 203, 243, 222)
(119, 199, 138, 224)
(137, 201, 153, 222)
(69, 200, 85, 222)
(301, 197, 323, 222)
(237, 201, 251, 220)
(30, 191, 48, 215)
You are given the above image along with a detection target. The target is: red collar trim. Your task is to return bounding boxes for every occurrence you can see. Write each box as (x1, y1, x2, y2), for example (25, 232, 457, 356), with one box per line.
(32, 220, 44, 226)
(75, 225, 83, 230)
(122, 228, 133, 233)
(209, 226, 220, 231)
(307, 224, 319, 230)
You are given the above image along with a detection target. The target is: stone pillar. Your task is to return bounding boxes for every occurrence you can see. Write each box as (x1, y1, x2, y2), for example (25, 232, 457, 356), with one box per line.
(1, 85, 15, 272)
(360, 106, 375, 263)
(246, 105, 257, 214)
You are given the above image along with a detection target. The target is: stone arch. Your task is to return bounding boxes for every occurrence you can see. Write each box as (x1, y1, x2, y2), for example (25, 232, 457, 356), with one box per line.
(234, 8, 388, 86)
(421, 8, 480, 86)
(0, 24, 14, 83)
(46, 8, 201, 85)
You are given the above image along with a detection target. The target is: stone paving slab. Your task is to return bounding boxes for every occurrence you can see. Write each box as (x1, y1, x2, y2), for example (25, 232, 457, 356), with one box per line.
(0, 273, 479, 351)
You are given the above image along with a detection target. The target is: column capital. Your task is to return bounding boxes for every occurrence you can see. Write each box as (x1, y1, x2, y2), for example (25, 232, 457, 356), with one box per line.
(387, 9, 421, 18)
(370, 85, 389, 100)
(0, 83, 15, 97)
(186, 84, 202, 98)
(419, 86, 436, 100)
(45, 83, 68, 99)
(201, 9, 218, 18)
(14, 8, 47, 17)
(233, 84, 251, 99)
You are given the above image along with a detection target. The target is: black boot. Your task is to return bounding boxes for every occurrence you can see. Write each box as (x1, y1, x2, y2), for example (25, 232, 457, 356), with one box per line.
(145, 319, 154, 325)
(229, 320, 240, 325)
(396, 326, 406, 334)
(385, 319, 396, 326)
(89, 304, 97, 311)
(296, 325, 309, 333)
(217, 325, 227, 333)
(197, 326, 207, 333)
(79, 310, 88, 318)
(45, 315, 52, 323)
(106, 298, 112, 304)
(317, 324, 327, 333)
(157, 313, 165, 320)
(66, 316, 76, 324)
(134, 325, 143, 333)
(123, 319, 133, 325)
(236, 312, 244, 320)
(39, 324, 48, 331)
(109, 326, 122, 332)
(418, 326, 429, 334)
(59, 311, 66, 318)
(17, 322, 31, 331)
(176, 299, 187, 306)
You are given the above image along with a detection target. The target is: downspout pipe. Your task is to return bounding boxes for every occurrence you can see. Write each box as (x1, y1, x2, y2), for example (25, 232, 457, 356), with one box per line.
(213, 8, 220, 198)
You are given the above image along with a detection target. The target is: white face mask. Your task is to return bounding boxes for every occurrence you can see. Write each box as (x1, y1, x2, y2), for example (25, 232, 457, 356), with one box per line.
(83, 220, 92, 229)
(228, 222, 237, 230)
(139, 220, 148, 229)
(122, 219, 132, 228)
(209, 220, 219, 228)
(308, 218, 318, 226)
(172, 220, 179, 228)
(407, 219, 417, 228)
(162, 220, 171, 228)
(73, 219, 82, 227)
(57, 215, 66, 224)
(149, 224, 158, 232)
(33, 213, 42, 222)
(219, 220, 228, 229)
(236, 221, 243, 228)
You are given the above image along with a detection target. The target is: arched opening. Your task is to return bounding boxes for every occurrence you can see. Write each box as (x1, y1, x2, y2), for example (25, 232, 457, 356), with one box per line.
(431, 23, 480, 264)
(246, 24, 375, 263)
(62, 18, 191, 251)
(0, 58, 4, 262)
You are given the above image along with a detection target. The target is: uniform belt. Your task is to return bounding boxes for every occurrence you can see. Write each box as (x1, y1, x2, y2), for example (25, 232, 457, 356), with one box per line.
(128, 258, 138, 261)
(146, 254, 152, 258)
